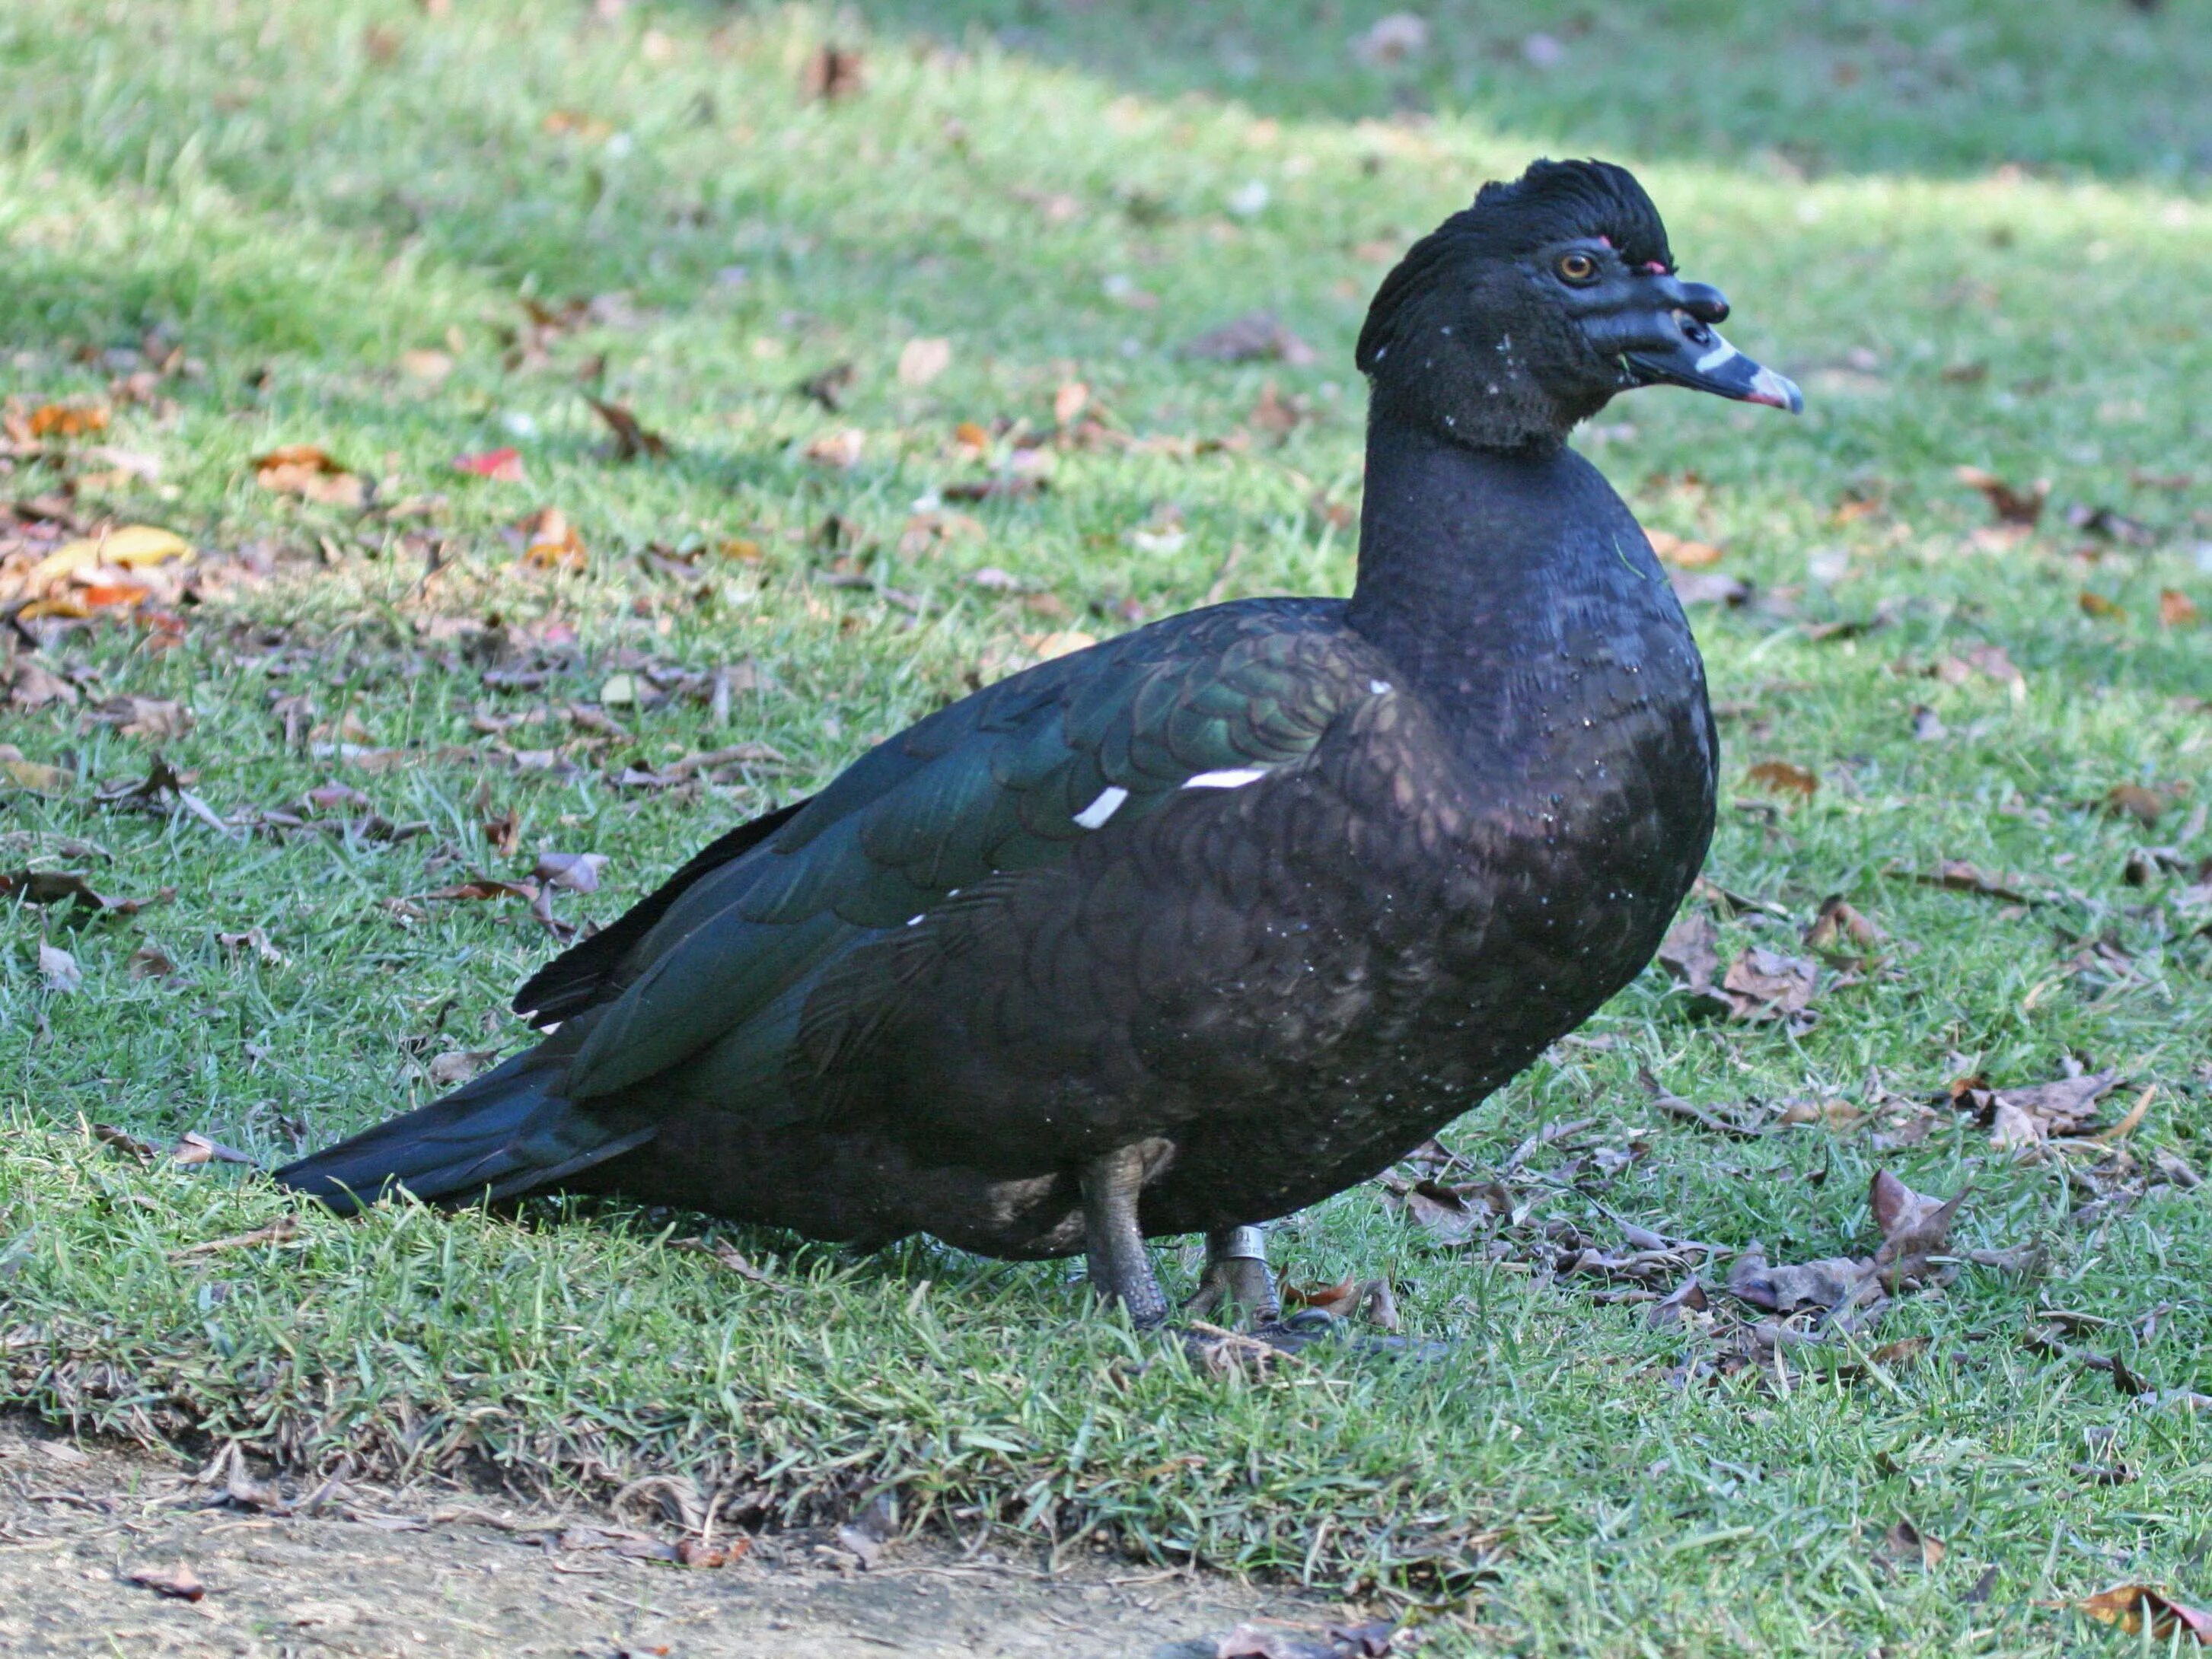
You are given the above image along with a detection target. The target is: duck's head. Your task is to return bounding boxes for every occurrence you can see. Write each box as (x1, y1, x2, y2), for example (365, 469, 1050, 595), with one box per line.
(1357, 158, 1801, 451)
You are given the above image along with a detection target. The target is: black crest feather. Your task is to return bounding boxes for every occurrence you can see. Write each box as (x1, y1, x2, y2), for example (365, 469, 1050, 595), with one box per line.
(1357, 158, 1672, 374)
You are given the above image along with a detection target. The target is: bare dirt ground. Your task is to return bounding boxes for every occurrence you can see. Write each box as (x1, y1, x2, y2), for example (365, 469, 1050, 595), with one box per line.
(0, 1415, 1365, 1658)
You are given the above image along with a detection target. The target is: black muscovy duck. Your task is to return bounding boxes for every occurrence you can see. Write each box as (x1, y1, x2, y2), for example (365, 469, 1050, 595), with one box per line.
(279, 158, 1799, 1331)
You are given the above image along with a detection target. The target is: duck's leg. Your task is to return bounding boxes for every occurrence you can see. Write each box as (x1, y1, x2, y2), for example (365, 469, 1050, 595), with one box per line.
(1080, 1145, 1169, 1326)
(1184, 1224, 1280, 1326)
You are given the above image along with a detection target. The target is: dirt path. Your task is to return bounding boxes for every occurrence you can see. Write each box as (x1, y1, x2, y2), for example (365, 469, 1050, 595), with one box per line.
(0, 1417, 1366, 1657)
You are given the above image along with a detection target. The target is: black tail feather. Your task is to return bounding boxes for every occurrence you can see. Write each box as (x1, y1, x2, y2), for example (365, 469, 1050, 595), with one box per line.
(273, 1050, 655, 1215)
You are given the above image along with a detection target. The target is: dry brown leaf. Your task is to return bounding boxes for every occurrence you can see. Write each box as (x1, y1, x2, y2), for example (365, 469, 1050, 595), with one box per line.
(37, 939, 81, 992)
(1879, 1518, 1946, 1571)
(2103, 783, 2166, 828)
(8, 659, 80, 709)
(1803, 895, 1881, 960)
(2079, 590, 2127, 620)
(1720, 947, 1821, 1026)
(805, 428, 865, 469)
(426, 1049, 500, 1087)
(1053, 381, 1090, 425)
(0, 868, 166, 915)
(168, 1216, 300, 1260)
(253, 445, 368, 508)
(1646, 528, 1725, 568)
(21, 400, 112, 440)
(800, 43, 865, 101)
(584, 395, 669, 461)
(173, 1131, 256, 1168)
(2159, 589, 2201, 628)
(88, 696, 192, 740)
(532, 850, 607, 893)
(518, 507, 586, 572)
(668, 1236, 776, 1284)
(1178, 311, 1317, 366)
(2072, 1584, 2212, 1644)
(126, 1562, 206, 1602)
(1726, 1248, 1871, 1314)
(1955, 465, 2048, 526)
(1745, 759, 1818, 799)
(215, 927, 288, 967)
(1868, 1167, 1965, 1288)
(896, 336, 953, 387)
(1908, 861, 2037, 906)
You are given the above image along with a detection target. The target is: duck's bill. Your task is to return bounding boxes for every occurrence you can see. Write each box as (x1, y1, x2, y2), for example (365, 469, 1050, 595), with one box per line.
(1624, 330, 1802, 413)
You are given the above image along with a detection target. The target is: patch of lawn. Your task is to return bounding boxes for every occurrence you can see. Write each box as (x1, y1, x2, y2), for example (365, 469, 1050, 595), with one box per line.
(2, 2, 2211, 1651)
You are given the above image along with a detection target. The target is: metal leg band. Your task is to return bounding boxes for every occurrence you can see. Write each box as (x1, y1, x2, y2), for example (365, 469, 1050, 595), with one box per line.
(1216, 1224, 1268, 1262)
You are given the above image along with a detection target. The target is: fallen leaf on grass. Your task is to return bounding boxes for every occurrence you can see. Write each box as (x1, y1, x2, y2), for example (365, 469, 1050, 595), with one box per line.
(2066, 502, 2156, 546)
(2103, 783, 2169, 828)
(584, 396, 669, 461)
(37, 939, 81, 991)
(26, 524, 193, 585)
(1745, 759, 1818, 799)
(14, 400, 111, 440)
(1926, 643, 2025, 692)
(92, 1123, 160, 1161)
(1656, 912, 1824, 1029)
(1669, 568, 1751, 607)
(126, 1562, 206, 1602)
(1868, 1167, 1966, 1287)
(254, 445, 368, 507)
(454, 446, 526, 482)
(1648, 1275, 1709, 1329)
(168, 1216, 300, 1260)
(1903, 860, 2039, 906)
(805, 428, 865, 469)
(2159, 589, 2200, 628)
(96, 756, 234, 837)
(1350, 11, 1428, 65)
(896, 336, 953, 387)
(1280, 1278, 1402, 1333)
(1646, 529, 1725, 568)
(426, 1049, 500, 1087)
(532, 850, 607, 893)
(8, 659, 80, 709)
(1946, 1068, 2120, 1148)
(1955, 464, 2048, 527)
(2071, 1584, 2212, 1644)
(0, 750, 71, 792)
(1720, 947, 1822, 1027)
(0, 868, 167, 915)
(1388, 1178, 1495, 1247)
(1803, 895, 1882, 963)
(1726, 1169, 1963, 1314)
(216, 928, 288, 968)
(1878, 1518, 1946, 1571)
(2079, 591, 2127, 621)
(518, 507, 586, 571)
(668, 1237, 776, 1284)
(128, 944, 177, 979)
(800, 43, 865, 101)
(799, 361, 857, 411)
(88, 696, 192, 740)
(173, 1131, 257, 1167)
(1179, 311, 1318, 366)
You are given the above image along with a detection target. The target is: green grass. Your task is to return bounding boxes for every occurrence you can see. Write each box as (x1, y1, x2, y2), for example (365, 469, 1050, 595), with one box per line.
(3, 2, 2212, 1651)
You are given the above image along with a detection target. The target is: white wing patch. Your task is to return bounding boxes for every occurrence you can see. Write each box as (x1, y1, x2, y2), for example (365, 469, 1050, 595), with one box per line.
(1181, 767, 1269, 791)
(1072, 785, 1130, 830)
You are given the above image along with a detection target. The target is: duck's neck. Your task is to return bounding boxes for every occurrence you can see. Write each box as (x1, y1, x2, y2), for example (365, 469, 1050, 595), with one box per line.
(1344, 420, 1691, 748)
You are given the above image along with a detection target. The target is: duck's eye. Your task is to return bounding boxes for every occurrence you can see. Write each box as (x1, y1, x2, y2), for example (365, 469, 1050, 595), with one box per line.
(1556, 251, 1599, 285)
